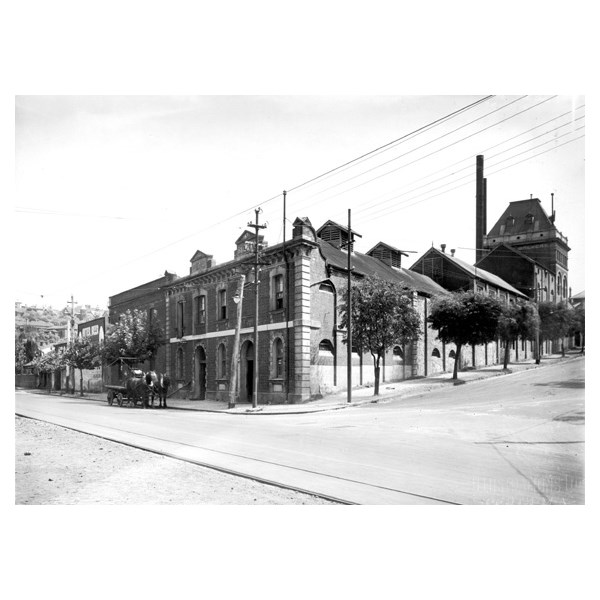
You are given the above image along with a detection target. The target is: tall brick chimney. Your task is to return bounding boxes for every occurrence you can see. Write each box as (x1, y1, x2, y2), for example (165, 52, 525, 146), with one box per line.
(476, 155, 486, 262)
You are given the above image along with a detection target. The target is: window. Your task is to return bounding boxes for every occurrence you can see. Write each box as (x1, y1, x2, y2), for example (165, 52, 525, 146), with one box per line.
(319, 339, 334, 353)
(273, 274, 284, 310)
(195, 295, 206, 325)
(557, 274, 562, 297)
(272, 338, 284, 378)
(563, 277, 567, 298)
(177, 300, 185, 337)
(176, 347, 184, 379)
(448, 350, 456, 359)
(319, 281, 335, 294)
(432, 348, 441, 358)
(217, 343, 227, 378)
(393, 346, 403, 362)
(218, 289, 227, 320)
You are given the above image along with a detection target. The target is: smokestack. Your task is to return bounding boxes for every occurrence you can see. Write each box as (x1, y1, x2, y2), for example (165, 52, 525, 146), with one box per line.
(451, 248, 455, 257)
(476, 155, 485, 262)
(441, 243, 446, 253)
(550, 192, 556, 223)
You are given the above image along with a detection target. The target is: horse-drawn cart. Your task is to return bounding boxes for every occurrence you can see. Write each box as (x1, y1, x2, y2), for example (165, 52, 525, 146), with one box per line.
(105, 361, 150, 408)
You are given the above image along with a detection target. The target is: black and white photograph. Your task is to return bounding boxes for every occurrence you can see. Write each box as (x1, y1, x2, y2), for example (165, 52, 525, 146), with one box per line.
(14, 94, 585, 507)
(5, 2, 595, 599)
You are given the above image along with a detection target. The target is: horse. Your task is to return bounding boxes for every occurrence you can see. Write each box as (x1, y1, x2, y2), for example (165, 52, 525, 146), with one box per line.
(145, 371, 171, 408)
(125, 374, 150, 408)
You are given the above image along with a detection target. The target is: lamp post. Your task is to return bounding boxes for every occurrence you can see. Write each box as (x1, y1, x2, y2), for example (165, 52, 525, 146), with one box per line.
(228, 274, 246, 409)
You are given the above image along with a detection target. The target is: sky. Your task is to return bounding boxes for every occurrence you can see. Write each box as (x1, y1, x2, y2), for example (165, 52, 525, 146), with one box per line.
(14, 94, 585, 310)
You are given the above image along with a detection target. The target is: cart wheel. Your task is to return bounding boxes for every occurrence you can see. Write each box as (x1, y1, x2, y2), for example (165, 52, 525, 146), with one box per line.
(116, 392, 124, 407)
(107, 391, 114, 406)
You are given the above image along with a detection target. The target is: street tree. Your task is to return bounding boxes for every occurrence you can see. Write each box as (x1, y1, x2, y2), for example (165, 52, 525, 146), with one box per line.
(568, 305, 585, 353)
(339, 276, 422, 396)
(32, 349, 63, 391)
(101, 309, 165, 369)
(496, 301, 540, 370)
(428, 291, 503, 380)
(63, 337, 102, 395)
(538, 301, 572, 357)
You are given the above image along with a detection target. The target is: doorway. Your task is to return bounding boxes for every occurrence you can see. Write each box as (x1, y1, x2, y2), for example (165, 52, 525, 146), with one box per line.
(195, 346, 207, 400)
(240, 340, 254, 403)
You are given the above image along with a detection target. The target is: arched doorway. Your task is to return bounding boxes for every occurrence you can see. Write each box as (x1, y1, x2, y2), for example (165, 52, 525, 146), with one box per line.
(240, 340, 254, 403)
(194, 346, 207, 400)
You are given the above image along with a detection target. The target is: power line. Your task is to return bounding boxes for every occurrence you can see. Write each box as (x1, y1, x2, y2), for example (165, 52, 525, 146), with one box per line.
(351, 105, 585, 216)
(287, 96, 557, 215)
(357, 132, 585, 227)
(353, 114, 585, 219)
(284, 95, 495, 194)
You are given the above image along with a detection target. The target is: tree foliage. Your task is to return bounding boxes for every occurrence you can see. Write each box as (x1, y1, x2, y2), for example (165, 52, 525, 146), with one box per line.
(496, 301, 540, 369)
(538, 301, 574, 356)
(63, 337, 102, 395)
(428, 291, 503, 379)
(101, 309, 164, 366)
(339, 276, 422, 395)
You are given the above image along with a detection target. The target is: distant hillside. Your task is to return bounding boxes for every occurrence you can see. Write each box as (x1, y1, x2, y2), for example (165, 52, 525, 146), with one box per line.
(15, 302, 108, 348)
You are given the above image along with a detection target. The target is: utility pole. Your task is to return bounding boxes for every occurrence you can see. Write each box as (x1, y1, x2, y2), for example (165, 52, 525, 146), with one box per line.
(228, 273, 246, 409)
(67, 294, 77, 393)
(347, 209, 352, 404)
(248, 208, 267, 408)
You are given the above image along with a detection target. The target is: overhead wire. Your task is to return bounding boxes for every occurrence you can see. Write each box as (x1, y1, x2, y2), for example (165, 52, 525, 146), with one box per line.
(286, 96, 557, 216)
(352, 114, 585, 220)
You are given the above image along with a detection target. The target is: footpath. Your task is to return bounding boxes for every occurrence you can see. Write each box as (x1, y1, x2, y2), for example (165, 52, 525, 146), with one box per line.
(19, 351, 583, 416)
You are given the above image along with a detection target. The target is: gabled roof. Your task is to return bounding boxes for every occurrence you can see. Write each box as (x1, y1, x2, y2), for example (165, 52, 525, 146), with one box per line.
(475, 242, 544, 269)
(190, 250, 213, 261)
(318, 239, 447, 296)
(316, 220, 362, 238)
(419, 247, 527, 297)
(235, 230, 258, 244)
(487, 198, 554, 236)
(571, 290, 585, 300)
(366, 241, 410, 257)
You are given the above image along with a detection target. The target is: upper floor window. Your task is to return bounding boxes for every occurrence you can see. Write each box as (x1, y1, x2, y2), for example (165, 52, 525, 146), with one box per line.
(218, 289, 227, 320)
(195, 295, 206, 325)
(177, 300, 185, 337)
(319, 281, 335, 294)
(319, 339, 334, 354)
(393, 346, 404, 362)
(273, 274, 284, 310)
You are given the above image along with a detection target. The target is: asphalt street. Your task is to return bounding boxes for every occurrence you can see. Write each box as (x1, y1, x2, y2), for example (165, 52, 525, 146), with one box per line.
(15, 356, 584, 504)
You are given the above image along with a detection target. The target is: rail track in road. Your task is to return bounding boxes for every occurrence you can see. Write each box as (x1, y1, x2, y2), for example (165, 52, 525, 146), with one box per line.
(16, 407, 457, 505)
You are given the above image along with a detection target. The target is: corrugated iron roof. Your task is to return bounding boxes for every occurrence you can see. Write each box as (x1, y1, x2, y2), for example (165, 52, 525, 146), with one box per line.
(318, 239, 448, 296)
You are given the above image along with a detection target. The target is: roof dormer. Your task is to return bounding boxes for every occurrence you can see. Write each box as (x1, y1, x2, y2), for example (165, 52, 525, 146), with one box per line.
(316, 220, 362, 250)
(234, 230, 267, 260)
(190, 250, 214, 275)
(366, 242, 409, 268)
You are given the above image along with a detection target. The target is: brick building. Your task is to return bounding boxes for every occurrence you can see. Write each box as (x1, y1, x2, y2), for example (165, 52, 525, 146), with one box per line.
(108, 216, 452, 404)
(410, 245, 531, 368)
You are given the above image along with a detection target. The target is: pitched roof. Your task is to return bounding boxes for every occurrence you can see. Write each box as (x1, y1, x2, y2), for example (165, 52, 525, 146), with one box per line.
(316, 220, 362, 238)
(475, 242, 544, 269)
(318, 239, 447, 296)
(433, 248, 527, 297)
(487, 198, 554, 236)
(366, 242, 410, 257)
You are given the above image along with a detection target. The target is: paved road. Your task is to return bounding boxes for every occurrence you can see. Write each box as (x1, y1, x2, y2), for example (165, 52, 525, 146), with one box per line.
(15, 356, 584, 504)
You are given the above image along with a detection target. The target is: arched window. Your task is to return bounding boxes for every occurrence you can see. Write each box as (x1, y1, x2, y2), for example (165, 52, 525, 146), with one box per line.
(319, 281, 335, 294)
(432, 348, 441, 358)
(272, 338, 284, 378)
(217, 343, 227, 378)
(393, 346, 403, 362)
(448, 349, 456, 359)
(319, 339, 334, 354)
(563, 277, 567, 298)
(176, 347, 184, 379)
(557, 273, 562, 297)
